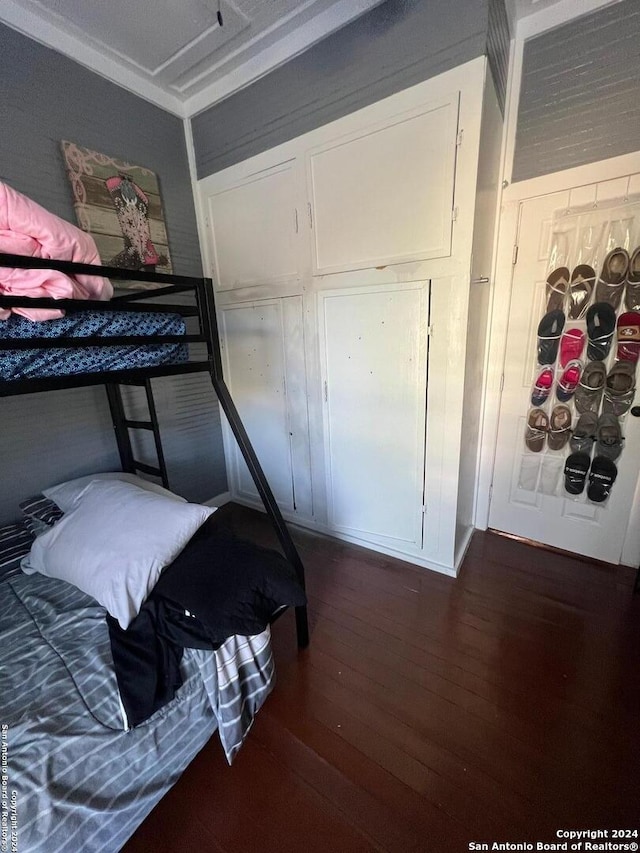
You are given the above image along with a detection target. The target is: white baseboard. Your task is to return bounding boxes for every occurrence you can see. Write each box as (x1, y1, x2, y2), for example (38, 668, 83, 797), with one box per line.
(453, 525, 475, 575)
(227, 493, 462, 577)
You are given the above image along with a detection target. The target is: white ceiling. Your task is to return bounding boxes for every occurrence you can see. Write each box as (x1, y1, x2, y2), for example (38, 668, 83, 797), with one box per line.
(0, 0, 385, 117)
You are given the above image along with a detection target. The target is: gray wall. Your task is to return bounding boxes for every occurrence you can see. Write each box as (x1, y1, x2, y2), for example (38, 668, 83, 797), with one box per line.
(0, 22, 227, 522)
(192, 0, 489, 178)
(513, 0, 640, 182)
(487, 0, 510, 115)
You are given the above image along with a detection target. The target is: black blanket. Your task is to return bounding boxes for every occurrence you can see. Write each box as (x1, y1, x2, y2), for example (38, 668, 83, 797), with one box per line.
(108, 514, 306, 727)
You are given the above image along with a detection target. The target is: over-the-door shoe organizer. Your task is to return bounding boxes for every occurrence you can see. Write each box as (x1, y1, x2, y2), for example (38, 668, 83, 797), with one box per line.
(520, 199, 640, 504)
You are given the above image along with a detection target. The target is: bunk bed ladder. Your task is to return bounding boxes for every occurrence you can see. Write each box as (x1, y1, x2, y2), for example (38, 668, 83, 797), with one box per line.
(105, 380, 169, 489)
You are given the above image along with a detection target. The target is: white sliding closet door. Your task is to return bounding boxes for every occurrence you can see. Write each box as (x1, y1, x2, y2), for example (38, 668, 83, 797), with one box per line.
(220, 297, 311, 515)
(319, 282, 429, 548)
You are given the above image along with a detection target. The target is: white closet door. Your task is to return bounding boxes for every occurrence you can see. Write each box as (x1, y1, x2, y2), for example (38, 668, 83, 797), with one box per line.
(306, 95, 459, 275)
(206, 159, 302, 291)
(220, 297, 312, 516)
(319, 282, 429, 547)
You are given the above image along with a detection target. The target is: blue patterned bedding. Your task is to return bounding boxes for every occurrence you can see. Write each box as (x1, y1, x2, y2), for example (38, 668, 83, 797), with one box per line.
(1, 570, 275, 852)
(0, 310, 188, 380)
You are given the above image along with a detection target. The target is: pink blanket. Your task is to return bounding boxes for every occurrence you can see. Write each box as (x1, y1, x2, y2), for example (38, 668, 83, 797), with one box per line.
(0, 181, 113, 321)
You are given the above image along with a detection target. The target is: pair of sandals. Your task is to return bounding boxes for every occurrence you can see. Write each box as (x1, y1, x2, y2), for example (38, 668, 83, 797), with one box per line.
(569, 412, 624, 460)
(564, 454, 617, 502)
(546, 266, 595, 319)
(595, 247, 640, 312)
(525, 405, 572, 451)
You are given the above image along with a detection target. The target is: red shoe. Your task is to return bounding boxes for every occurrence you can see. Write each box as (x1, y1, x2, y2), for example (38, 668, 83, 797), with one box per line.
(531, 367, 554, 406)
(556, 360, 582, 402)
(616, 311, 640, 363)
(559, 328, 585, 367)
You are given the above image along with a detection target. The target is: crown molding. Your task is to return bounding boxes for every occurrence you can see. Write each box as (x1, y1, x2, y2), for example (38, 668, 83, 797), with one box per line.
(1, 0, 385, 118)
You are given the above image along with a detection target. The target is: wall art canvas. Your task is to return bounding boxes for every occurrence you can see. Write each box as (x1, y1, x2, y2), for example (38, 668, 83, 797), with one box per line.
(61, 141, 172, 282)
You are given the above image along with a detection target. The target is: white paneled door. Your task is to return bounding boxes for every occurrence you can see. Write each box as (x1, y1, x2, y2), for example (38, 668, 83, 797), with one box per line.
(319, 282, 429, 549)
(219, 297, 312, 517)
(489, 185, 640, 563)
(306, 95, 459, 275)
(206, 159, 303, 291)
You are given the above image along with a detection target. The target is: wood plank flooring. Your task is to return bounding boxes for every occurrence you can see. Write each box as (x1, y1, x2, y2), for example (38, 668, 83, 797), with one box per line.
(123, 506, 640, 852)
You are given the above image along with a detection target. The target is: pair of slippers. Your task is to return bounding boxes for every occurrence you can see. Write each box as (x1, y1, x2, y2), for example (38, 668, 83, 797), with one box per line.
(536, 313, 587, 367)
(546, 266, 595, 319)
(525, 405, 572, 451)
(564, 454, 617, 502)
(569, 412, 623, 460)
(531, 360, 583, 406)
(595, 247, 640, 311)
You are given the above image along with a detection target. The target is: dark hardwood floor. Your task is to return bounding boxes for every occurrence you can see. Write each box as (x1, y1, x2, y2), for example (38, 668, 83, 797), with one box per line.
(123, 505, 640, 852)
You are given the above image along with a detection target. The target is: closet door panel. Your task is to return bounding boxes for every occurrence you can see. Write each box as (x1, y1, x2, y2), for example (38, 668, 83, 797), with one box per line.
(221, 301, 294, 511)
(207, 160, 300, 291)
(307, 96, 459, 275)
(320, 283, 428, 547)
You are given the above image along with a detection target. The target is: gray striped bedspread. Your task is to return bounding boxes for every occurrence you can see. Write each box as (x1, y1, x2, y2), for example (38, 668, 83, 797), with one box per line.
(1, 571, 275, 853)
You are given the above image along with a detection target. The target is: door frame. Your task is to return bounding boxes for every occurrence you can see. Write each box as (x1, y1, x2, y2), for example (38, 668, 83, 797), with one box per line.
(476, 149, 640, 566)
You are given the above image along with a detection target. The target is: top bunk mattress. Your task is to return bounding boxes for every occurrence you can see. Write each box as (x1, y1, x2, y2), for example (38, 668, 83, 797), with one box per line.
(0, 309, 188, 380)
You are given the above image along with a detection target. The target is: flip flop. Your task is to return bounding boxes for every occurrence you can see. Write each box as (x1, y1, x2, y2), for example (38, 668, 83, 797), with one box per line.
(547, 404, 572, 450)
(587, 456, 618, 503)
(602, 361, 636, 416)
(556, 359, 582, 402)
(564, 452, 590, 495)
(575, 360, 606, 414)
(567, 265, 595, 320)
(586, 302, 616, 361)
(531, 367, 554, 406)
(595, 413, 623, 461)
(537, 310, 565, 365)
(545, 267, 570, 312)
(625, 246, 640, 310)
(570, 411, 597, 455)
(525, 408, 548, 452)
(595, 247, 629, 310)
(615, 311, 640, 363)
(559, 327, 585, 367)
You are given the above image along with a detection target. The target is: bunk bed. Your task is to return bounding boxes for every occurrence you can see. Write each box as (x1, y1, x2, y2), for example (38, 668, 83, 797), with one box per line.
(0, 250, 309, 853)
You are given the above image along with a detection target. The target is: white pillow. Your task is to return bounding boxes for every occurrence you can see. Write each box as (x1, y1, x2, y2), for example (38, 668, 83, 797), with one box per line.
(43, 471, 185, 513)
(22, 480, 214, 629)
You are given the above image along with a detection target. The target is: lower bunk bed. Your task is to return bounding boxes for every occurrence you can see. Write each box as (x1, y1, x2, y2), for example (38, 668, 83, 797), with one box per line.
(1, 478, 305, 853)
(0, 244, 309, 849)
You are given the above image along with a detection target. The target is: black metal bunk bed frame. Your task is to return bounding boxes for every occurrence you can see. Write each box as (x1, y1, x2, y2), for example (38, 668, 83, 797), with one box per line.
(0, 252, 309, 647)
